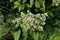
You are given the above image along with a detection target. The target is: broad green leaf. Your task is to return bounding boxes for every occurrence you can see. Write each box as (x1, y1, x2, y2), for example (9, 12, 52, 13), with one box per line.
(30, 0, 34, 7)
(13, 30, 21, 40)
(35, 0, 40, 8)
(39, 0, 45, 6)
(32, 32, 39, 40)
(14, 1, 20, 8)
(39, 0, 45, 12)
(47, 11, 54, 18)
(23, 0, 27, 3)
(25, 4, 31, 8)
(18, 5, 24, 12)
(49, 33, 60, 40)
(54, 19, 60, 27)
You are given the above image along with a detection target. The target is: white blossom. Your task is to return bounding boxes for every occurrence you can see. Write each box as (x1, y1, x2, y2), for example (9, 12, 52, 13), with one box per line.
(12, 11, 47, 31)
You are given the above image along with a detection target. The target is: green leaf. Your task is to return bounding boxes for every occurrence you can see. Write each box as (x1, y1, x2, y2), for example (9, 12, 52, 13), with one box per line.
(30, 0, 34, 7)
(32, 32, 39, 40)
(14, 1, 20, 9)
(35, 0, 40, 8)
(13, 30, 21, 40)
(49, 33, 60, 40)
(25, 0, 34, 8)
(18, 5, 24, 12)
(39, 0, 45, 12)
(47, 11, 54, 18)
(23, 0, 27, 3)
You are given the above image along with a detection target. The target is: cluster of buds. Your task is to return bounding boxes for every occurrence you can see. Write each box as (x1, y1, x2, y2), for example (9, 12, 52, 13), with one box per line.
(12, 10, 48, 31)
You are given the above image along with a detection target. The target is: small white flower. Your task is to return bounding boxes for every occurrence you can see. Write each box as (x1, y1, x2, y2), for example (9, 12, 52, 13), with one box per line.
(37, 26, 43, 31)
(55, 3, 59, 6)
(27, 10, 30, 13)
(40, 26, 43, 31)
(41, 22, 46, 25)
(44, 13, 48, 16)
(41, 14, 44, 16)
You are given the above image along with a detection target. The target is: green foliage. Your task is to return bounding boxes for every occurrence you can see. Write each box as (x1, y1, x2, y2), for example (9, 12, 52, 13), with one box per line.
(10, 10, 47, 40)
(0, 12, 10, 38)
(10, 0, 45, 12)
(49, 33, 60, 40)
(13, 30, 21, 40)
(0, 0, 60, 40)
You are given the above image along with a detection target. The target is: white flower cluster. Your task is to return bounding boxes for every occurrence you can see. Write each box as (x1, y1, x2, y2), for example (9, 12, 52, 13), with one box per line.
(12, 10, 47, 31)
(52, 0, 60, 6)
